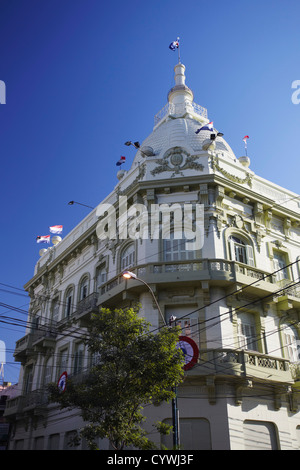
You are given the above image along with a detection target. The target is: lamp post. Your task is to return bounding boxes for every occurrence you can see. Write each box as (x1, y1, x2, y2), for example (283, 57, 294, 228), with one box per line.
(122, 270, 180, 449)
(68, 201, 94, 209)
(122, 271, 166, 326)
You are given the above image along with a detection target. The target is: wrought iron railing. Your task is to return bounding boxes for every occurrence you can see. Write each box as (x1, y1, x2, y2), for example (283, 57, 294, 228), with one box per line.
(154, 101, 208, 127)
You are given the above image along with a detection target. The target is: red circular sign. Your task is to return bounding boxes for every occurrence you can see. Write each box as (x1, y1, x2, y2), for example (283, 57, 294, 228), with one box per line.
(57, 371, 67, 392)
(177, 336, 199, 370)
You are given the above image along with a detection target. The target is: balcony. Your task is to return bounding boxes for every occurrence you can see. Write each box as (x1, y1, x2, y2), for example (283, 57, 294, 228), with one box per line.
(14, 334, 34, 364)
(56, 292, 99, 329)
(3, 395, 24, 418)
(4, 389, 49, 419)
(191, 349, 292, 384)
(14, 323, 57, 362)
(31, 322, 57, 350)
(74, 292, 99, 326)
(22, 388, 49, 413)
(98, 258, 281, 306)
(5, 348, 293, 419)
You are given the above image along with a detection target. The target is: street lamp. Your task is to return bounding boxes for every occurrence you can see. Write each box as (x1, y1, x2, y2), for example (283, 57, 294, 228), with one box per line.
(122, 271, 166, 326)
(122, 270, 180, 449)
(68, 200, 94, 209)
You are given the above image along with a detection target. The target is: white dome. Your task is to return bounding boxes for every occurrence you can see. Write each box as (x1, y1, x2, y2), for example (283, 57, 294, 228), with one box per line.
(134, 117, 236, 164)
(130, 62, 237, 177)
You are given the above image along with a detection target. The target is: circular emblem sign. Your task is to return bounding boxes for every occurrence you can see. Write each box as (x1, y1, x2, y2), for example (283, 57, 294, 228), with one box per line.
(57, 371, 67, 392)
(177, 336, 199, 371)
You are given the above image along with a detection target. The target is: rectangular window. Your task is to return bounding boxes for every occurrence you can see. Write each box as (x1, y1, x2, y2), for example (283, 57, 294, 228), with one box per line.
(24, 366, 33, 395)
(44, 361, 52, 385)
(59, 349, 68, 377)
(74, 343, 84, 375)
(63, 430, 78, 450)
(97, 267, 107, 287)
(237, 313, 258, 351)
(31, 314, 40, 331)
(273, 252, 288, 282)
(235, 243, 247, 264)
(52, 298, 60, 323)
(48, 434, 60, 450)
(34, 437, 44, 450)
(163, 238, 195, 262)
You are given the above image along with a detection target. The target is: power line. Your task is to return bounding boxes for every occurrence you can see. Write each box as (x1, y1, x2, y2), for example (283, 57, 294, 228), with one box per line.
(2, 258, 300, 390)
(2, 261, 300, 348)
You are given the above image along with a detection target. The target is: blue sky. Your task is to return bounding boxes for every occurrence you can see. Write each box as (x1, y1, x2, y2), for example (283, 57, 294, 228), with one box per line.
(0, 0, 299, 384)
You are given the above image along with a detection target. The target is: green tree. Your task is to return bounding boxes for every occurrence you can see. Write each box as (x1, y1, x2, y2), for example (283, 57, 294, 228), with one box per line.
(49, 305, 184, 450)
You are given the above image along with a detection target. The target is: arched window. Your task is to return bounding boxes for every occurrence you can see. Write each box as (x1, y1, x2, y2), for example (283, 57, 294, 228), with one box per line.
(121, 244, 135, 271)
(282, 324, 299, 362)
(229, 235, 254, 266)
(79, 276, 89, 301)
(64, 287, 74, 318)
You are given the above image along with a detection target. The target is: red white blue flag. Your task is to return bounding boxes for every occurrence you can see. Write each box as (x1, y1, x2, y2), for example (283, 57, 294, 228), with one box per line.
(36, 235, 50, 244)
(195, 121, 214, 134)
(49, 225, 63, 234)
(169, 38, 180, 51)
(116, 156, 126, 166)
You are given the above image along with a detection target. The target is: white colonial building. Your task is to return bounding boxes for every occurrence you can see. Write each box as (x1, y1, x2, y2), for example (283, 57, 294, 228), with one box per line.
(5, 62, 300, 450)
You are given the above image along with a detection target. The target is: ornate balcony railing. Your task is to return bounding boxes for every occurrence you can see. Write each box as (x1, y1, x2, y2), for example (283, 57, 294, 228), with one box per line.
(31, 321, 57, 345)
(5, 348, 294, 418)
(196, 349, 292, 383)
(99, 259, 281, 301)
(75, 292, 98, 316)
(154, 101, 208, 127)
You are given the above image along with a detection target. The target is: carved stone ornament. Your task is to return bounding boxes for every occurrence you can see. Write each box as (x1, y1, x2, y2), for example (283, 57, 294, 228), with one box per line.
(211, 156, 253, 187)
(151, 147, 204, 178)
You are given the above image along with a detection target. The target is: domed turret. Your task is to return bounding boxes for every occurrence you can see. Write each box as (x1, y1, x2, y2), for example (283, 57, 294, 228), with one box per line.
(126, 62, 245, 183)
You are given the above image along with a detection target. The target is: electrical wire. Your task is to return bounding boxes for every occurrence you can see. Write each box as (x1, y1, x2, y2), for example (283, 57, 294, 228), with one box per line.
(1, 253, 300, 398)
(1, 262, 300, 354)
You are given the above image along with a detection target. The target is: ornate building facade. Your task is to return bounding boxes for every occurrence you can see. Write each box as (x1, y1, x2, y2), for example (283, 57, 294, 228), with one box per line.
(5, 62, 300, 450)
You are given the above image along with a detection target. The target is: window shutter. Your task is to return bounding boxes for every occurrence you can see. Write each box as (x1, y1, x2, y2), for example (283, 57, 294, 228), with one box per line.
(229, 237, 235, 261)
(246, 245, 255, 266)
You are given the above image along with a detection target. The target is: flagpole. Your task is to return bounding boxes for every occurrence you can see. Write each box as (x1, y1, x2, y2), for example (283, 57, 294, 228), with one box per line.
(178, 37, 181, 63)
(243, 136, 249, 157)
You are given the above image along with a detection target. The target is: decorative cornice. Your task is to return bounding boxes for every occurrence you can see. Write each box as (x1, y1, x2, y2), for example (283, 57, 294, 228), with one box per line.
(117, 163, 146, 196)
(211, 156, 253, 187)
